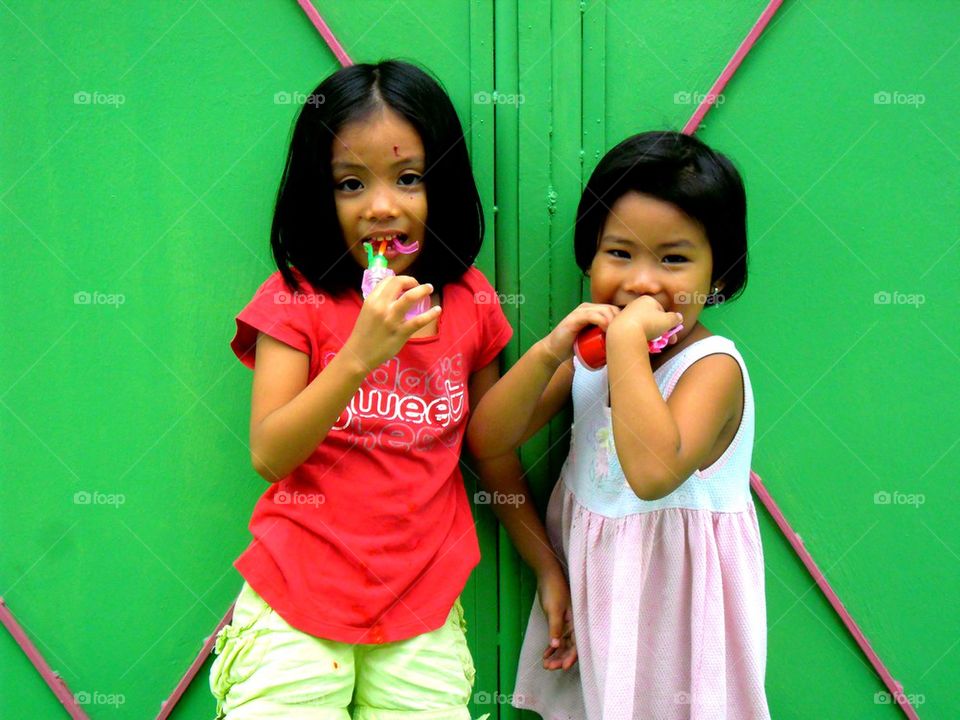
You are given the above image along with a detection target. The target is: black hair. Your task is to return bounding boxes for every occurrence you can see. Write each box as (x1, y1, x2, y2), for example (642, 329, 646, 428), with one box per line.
(574, 131, 748, 303)
(270, 60, 483, 295)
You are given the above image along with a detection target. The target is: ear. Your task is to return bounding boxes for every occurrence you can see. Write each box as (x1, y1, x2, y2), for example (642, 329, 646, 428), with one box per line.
(712, 279, 726, 293)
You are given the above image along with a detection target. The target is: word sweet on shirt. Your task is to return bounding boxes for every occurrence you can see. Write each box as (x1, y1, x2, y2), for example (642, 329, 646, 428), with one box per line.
(327, 353, 466, 451)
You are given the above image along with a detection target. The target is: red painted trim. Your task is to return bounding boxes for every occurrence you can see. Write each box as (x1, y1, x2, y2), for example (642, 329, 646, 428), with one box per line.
(0, 596, 90, 719)
(296, 0, 353, 67)
(683, 0, 783, 134)
(155, 603, 235, 720)
(751, 472, 920, 719)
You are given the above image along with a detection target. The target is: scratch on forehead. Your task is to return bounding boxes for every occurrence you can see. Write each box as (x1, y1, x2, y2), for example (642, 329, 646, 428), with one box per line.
(393, 144, 399, 157)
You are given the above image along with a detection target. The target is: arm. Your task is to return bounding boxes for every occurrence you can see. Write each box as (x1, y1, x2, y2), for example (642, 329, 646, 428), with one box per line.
(606, 299, 742, 500)
(467, 361, 577, 670)
(249, 276, 438, 482)
(466, 345, 572, 458)
(466, 303, 620, 459)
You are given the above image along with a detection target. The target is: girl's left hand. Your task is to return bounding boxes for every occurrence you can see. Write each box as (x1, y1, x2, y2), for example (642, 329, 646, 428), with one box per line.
(537, 567, 578, 670)
(607, 296, 683, 348)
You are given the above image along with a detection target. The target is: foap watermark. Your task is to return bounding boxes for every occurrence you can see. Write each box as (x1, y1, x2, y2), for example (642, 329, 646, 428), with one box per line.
(875, 690, 924, 706)
(274, 490, 326, 507)
(74, 690, 126, 708)
(675, 290, 724, 306)
(873, 290, 925, 308)
(473, 90, 525, 106)
(673, 91, 725, 106)
(474, 490, 525, 508)
(74, 491, 126, 508)
(873, 91, 925, 108)
(873, 490, 924, 508)
(474, 290, 525, 306)
(673, 691, 723, 709)
(473, 691, 525, 705)
(74, 291, 126, 308)
(274, 91, 325, 107)
(74, 91, 125, 108)
(273, 290, 326, 307)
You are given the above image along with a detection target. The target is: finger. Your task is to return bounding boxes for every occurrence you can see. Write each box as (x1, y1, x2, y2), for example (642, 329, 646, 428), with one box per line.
(371, 274, 420, 302)
(546, 608, 564, 650)
(592, 307, 620, 331)
(561, 648, 578, 670)
(394, 282, 434, 311)
(404, 303, 442, 329)
(575, 308, 617, 332)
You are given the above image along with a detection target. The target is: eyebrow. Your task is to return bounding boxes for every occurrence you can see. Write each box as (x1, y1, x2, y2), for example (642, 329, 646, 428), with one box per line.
(331, 157, 425, 171)
(601, 235, 696, 249)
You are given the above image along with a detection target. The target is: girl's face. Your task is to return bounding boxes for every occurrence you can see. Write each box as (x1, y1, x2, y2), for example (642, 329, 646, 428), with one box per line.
(331, 107, 428, 276)
(589, 191, 721, 342)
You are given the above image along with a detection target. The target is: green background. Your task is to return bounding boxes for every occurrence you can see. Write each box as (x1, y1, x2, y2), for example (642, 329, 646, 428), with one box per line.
(2, 1, 957, 718)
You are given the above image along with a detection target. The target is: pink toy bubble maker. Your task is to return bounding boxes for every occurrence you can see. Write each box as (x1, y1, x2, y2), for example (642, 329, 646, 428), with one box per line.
(361, 239, 432, 320)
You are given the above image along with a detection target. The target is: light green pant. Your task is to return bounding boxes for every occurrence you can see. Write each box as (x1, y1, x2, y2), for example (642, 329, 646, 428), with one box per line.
(209, 582, 484, 719)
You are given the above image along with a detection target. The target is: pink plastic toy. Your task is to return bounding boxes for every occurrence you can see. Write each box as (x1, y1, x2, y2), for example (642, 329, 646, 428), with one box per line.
(361, 239, 431, 320)
(574, 322, 684, 370)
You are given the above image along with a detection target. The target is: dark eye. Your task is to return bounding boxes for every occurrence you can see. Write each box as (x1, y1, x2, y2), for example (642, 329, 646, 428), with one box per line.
(335, 178, 363, 192)
(663, 255, 688, 264)
(398, 172, 423, 187)
(606, 249, 630, 259)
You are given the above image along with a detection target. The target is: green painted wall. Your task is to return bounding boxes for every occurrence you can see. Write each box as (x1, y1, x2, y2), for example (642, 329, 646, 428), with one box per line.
(1, 2, 956, 718)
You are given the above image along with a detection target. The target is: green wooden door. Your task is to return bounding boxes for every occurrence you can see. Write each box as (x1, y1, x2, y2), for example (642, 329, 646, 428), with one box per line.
(2, 2, 957, 718)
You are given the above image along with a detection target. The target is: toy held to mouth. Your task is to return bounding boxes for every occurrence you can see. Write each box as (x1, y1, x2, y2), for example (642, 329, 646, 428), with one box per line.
(361, 239, 432, 320)
(573, 322, 684, 370)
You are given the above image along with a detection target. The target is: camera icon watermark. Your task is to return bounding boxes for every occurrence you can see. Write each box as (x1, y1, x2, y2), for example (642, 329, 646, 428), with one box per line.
(274, 91, 325, 107)
(873, 490, 924, 508)
(74, 91, 125, 108)
(875, 690, 924, 705)
(73, 491, 126, 508)
(74, 290, 126, 308)
(273, 290, 326, 306)
(873, 290, 925, 308)
(473, 690, 524, 705)
(873, 91, 925, 107)
(474, 290, 525, 306)
(673, 91, 725, 106)
(274, 490, 326, 507)
(674, 291, 724, 306)
(473, 90, 525, 107)
(473, 490, 526, 508)
(74, 690, 126, 707)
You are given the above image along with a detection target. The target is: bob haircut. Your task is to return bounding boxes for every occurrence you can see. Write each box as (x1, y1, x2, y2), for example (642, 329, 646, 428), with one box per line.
(270, 60, 484, 295)
(573, 131, 748, 303)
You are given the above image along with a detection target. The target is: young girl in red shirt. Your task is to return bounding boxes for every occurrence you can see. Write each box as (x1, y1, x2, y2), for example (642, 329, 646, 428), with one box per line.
(209, 60, 574, 720)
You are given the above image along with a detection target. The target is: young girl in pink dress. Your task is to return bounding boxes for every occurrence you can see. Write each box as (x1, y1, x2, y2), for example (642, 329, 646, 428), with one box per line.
(468, 131, 770, 719)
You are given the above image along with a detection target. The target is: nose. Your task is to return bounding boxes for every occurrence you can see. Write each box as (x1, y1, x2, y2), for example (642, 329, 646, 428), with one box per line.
(364, 182, 399, 220)
(622, 262, 662, 296)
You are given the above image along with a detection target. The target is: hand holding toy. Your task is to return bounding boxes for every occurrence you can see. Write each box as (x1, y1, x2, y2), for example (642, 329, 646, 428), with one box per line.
(573, 322, 684, 370)
(361, 239, 432, 320)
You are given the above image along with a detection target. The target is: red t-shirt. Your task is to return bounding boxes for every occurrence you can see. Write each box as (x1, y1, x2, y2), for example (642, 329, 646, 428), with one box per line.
(229, 266, 512, 643)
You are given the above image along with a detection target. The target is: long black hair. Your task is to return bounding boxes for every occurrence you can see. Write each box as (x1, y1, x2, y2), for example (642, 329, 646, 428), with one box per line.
(270, 60, 484, 295)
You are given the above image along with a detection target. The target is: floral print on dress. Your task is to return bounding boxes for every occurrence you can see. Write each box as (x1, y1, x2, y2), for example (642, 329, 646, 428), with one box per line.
(591, 425, 624, 494)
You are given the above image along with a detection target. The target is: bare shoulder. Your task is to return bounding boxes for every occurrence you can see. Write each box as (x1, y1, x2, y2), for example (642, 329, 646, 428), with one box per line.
(669, 350, 744, 425)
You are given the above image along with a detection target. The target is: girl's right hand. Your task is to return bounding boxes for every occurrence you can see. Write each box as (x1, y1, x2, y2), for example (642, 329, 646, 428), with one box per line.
(343, 275, 439, 370)
(537, 566, 578, 671)
(539, 303, 620, 364)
